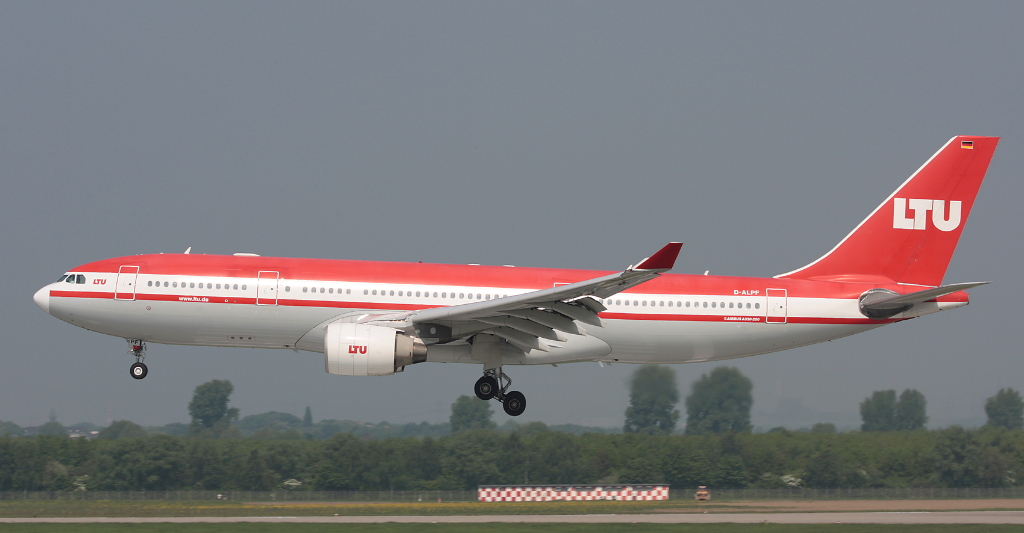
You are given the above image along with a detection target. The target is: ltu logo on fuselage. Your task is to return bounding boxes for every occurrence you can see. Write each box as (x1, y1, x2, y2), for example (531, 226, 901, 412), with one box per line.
(893, 198, 961, 231)
(348, 345, 367, 354)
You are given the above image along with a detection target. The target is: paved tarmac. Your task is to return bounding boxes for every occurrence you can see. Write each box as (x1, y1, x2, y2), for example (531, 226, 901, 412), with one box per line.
(3, 512, 1024, 524)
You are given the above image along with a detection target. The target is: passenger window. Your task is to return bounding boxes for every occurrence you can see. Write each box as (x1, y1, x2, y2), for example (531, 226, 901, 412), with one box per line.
(712, 302, 716, 308)
(642, 301, 647, 306)
(364, 289, 368, 295)
(390, 290, 394, 296)
(624, 300, 629, 306)
(216, 284, 222, 289)
(485, 294, 490, 300)
(319, 288, 324, 293)
(346, 289, 351, 294)
(755, 303, 761, 309)
(668, 301, 673, 307)
(372, 290, 377, 295)
(686, 301, 690, 308)
(329, 288, 334, 294)
(433, 292, 438, 298)
(703, 302, 708, 308)
(398, 290, 403, 296)
(660, 301, 664, 306)
(232, 284, 237, 290)
(189, 283, 194, 289)
(746, 302, 751, 309)
(729, 302, 734, 308)
(172, 282, 177, 288)
(721, 302, 725, 308)
(615, 300, 621, 305)
(285, 286, 290, 292)
(459, 293, 464, 299)
(442, 292, 447, 298)
(633, 300, 638, 306)
(303, 287, 308, 293)
(148, 281, 153, 287)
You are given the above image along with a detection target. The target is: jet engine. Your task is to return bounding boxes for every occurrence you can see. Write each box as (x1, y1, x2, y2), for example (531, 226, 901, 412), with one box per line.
(324, 323, 427, 376)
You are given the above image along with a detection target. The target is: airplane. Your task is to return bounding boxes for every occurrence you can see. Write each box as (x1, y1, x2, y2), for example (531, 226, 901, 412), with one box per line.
(33, 136, 999, 417)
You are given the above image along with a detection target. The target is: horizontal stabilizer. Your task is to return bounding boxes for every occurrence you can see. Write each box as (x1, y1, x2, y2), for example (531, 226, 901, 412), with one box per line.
(859, 281, 989, 319)
(861, 281, 990, 310)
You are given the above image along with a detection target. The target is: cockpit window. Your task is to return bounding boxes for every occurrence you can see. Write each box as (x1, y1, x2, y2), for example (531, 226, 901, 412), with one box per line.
(57, 275, 68, 282)
(76, 275, 86, 284)
(66, 275, 76, 283)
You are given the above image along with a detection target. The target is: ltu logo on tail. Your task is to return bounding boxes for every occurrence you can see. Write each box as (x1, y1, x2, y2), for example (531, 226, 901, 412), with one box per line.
(893, 198, 961, 231)
(348, 345, 367, 354)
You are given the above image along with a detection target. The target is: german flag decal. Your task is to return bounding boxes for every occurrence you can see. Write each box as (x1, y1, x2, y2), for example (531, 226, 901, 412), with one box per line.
(961, 140, 974, 149)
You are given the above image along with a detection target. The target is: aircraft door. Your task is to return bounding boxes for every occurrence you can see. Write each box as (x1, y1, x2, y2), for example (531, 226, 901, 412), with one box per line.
(766, 288, 787, 323)
(115, 265, 140, 301)
(256, 271, 279, 305)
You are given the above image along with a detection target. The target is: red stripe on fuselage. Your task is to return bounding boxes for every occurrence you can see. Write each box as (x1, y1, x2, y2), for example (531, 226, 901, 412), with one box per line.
(600, 312, 898, 325)
(50, 290, 113, 299)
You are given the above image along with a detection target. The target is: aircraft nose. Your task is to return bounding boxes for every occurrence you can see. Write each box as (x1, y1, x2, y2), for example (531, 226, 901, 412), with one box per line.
(33, 286, 50, 314)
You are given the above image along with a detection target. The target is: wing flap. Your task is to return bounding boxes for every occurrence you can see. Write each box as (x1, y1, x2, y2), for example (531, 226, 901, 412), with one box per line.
(492, 327, 550, 352)
(476, 316, 566, 342)
(504, 309, 587, 336)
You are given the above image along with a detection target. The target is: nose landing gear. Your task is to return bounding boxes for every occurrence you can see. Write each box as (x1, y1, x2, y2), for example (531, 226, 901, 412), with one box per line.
(474, 368, 526, 416)
(128, 340, 148, 380)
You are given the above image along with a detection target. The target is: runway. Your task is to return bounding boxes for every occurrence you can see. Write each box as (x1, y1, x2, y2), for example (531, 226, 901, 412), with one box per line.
(3, 512, 1024, 524)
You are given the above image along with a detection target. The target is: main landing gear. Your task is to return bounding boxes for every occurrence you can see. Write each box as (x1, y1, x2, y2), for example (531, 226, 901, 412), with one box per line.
(128, 340, 148, 380)
(474, 368, 526, 417)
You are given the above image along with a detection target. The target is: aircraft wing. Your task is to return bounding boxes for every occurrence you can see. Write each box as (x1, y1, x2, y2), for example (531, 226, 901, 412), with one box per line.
(406, 242, 682, 353)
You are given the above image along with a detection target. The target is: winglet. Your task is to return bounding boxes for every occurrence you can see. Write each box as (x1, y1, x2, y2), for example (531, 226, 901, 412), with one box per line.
(634, 242, 683, 271)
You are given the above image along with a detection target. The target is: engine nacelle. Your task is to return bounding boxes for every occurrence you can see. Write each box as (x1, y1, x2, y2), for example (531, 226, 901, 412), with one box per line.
(324, 323, 427, 376)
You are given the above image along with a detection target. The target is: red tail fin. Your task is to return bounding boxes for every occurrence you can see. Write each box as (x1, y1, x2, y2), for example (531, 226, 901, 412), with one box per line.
(777, 136, 999, 286)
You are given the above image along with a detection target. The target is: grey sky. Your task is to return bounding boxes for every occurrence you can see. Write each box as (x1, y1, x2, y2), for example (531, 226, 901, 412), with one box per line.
(2, 2, 1021, 430)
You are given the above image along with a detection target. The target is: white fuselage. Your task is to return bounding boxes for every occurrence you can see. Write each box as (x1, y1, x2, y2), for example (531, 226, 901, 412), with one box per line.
(35, 256, 965, 368)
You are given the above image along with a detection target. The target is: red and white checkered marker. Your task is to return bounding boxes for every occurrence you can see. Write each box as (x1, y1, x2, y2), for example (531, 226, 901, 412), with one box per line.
(478, 484, 669, 502)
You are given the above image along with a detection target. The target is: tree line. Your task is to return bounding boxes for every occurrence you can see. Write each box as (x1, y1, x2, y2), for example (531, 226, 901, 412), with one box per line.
(619, 365, 1023, 435)
(1, 423, 1023, 491)
(0, 368, 1020, 492)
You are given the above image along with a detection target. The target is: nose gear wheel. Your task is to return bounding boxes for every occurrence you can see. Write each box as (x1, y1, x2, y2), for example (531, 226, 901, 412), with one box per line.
(127, 339, 148, 380)
(130, 362, 148, 379)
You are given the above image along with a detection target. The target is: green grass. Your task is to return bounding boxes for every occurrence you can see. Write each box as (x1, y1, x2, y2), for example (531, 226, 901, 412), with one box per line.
(2, 498, 1023, 518)
(1, 525, 1023, 533)
(0, 499, 718, 517)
